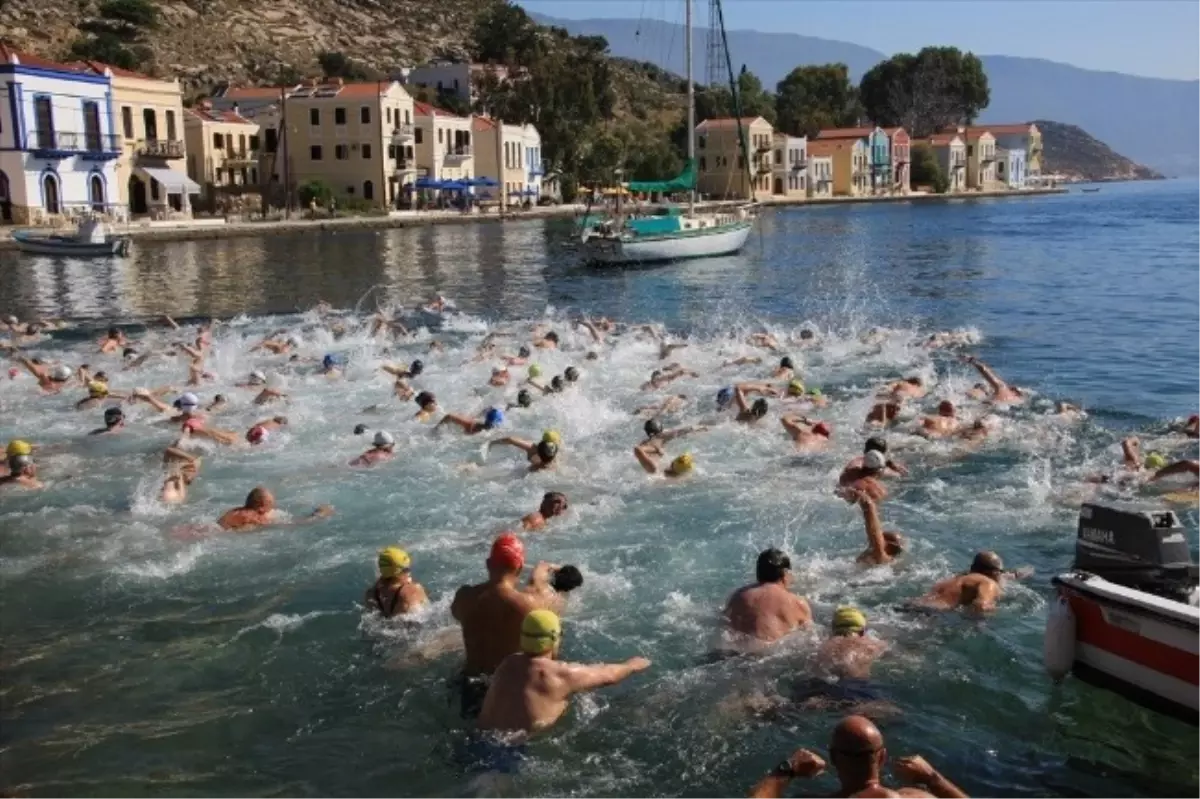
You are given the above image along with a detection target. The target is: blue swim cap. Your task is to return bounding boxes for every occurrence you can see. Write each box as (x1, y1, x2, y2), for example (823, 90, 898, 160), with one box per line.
(716, 387, 734, 408)
(323, 354, 338, 368)
(484, 407, 504, 428)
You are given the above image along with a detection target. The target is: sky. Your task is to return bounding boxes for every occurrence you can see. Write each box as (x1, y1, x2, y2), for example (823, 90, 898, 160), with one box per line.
(515, 0, 1200, 81)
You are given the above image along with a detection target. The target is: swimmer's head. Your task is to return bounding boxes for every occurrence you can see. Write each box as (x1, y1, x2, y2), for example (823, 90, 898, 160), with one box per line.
(528, 364, 543, 379)
(377, 546, 411, 578)
(175, 392, 199, 411)
(799, 329, 815, 340)
(650, 370, 663, 383)
(812, 421, 832, 438)
(246, 425, 269, 445)
(750, 398, 769, 419)
(245, 486, 275, 512)
(107, 327, 121, 340)
(905, 376, 923, 387)
(87, 379, 109, 398)
(540, 491, 568, 518)
(520, 609, 561, 656)
(970, 550, 1005, 578)
(543, 331, 559, 344)
(6, 439, 32, 458)
(780, 356, 794, 370)
(883, 531, 905, 557)
(488, 532, 525, 574)
(832, 607, 867, 636)
(937, 400, 956, 417)
(516, 389, 533, 408)
(864, 436, 888, 455)
(550, 375, 564, 392)
(542, 430, 562, 446)
(564, 366, 580, 383)
(787, 379, 805, 397)
(536, 440, 558, 463)
(415, 391, 436, 410)
(862, 449, 888, 472)
(322, 354, 338, 370)
(716, 387, 734, 409)
(483, 407, 503, 430)
(667, 452, 694, 476)
(644, 419, 663, 438)
(353, 423, 368, 435)
(586, 351, 599, 361)
(755, 548, 792, 584)
(249, 369, 267, 385)
(8, 454, 33, 475)
(103, 406, 124, 428)
(373, 430, 395, 449)
(408, 359, 424, 376)
(1144, 452, 1167, 470)
(50, 364, 72, 382)
(550, 564, 583, 593)
(122, 347, 138, 360)
(518, 345, 531, 358)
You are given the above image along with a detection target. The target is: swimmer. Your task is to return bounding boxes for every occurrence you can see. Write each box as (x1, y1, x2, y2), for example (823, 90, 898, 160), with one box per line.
(865, 399, 902, 428)
(523, 563, 584, 613)
(563, 366, 580, 384)
(1055, 401, 1086, 421)
(424, 294, 449, 313)
(522, 491, 569, 531)
(772, 356, 796, 380)
(641, 418, 708, 446)
(964, 355, 1025, 405)
(577, 317, 606, 344)
(1086, 436, 1156, 484)
(723, 548, 812, 643)
(840, 438, 908, 484)
(253, 386, 288, 406)
(882, 376, 926, 400)
(919, 400, 959, 438)
(783, 381, 829, 409)
(750, 715, 967, 799)
(381, 360, 424, 380)
(98, 326, 127, 354)
(837, 449, 890, 503)
(815, 608, 888, 680)
(507, 389, 534, 411)
(489, 366, 511, 387)
(533, 330, 559, 350)
(792, 328, 819, 347)
(0, 454, 43, 490)
(250, 334, 298, 355)
(89, 406, 126, 435)
(632, 442, 694, 478)
(733, 384, 771, 424)
(205, 394, 228, 413)
(723, 355, 764, 368)
(911, 551, 1019, 614)
(1184, 414, 1199, 439)
(365, 547, 428, 618)
(634, 394, 688, 418)
(181, 417, 239, 447)
(161, 458, 200, 504)
(76, 374, 127, 409)
(438, 407, 504, 436)
(659, 340, 688, 359)
(245, 416, 287, 446)
(780, 415, 832, 452)
(319, 354, 343, 375)
(236, 370, 269, 388)
(489, 431, 560, 472)
(351, 431, 396, 466)
(216, 486, 333, 531)
(476, 609, 650, 736)
(747, 332, 781, 352)
(852, 493, 905, 566)
(504, 345, 532, 367)
(640, 365, 699, 391)
(13, 356, 74, 393)
(414, 391, 439, 421)
(1147, 459, 1200, 488)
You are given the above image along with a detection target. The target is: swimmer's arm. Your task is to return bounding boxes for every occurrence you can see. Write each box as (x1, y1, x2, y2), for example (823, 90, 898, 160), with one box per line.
(967, 580, 999, 614)
(163, 446, 200, 464)
(450, 586, 469, 621)
(178, 343, 204, 361)
(965, 356, 1006, 392)
(859, 495, 889, 562)
(491, 436, 534, 454)
(161, 315, 179, 329)
(633, 443, 660, 474)
(659, 424, 707, 444)
(380, 364, 407, 377)
(526, 561, 559, 594)
(1149, 460, 1200, 481)
(134, 390, 172, 413)
(733, 386, 751, 414)
(578, 318, 603, 343)
(886, 458, 909, 477)
(722, 356, 762, 367)
(780, 415, 807, 438)
(750, 749, 826, 798)
(560, 658, 647, 692)
(13, 355, 47, 380)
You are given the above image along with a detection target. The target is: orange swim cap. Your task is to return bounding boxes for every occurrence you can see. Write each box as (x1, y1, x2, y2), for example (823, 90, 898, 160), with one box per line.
(489, 533, 525, 570)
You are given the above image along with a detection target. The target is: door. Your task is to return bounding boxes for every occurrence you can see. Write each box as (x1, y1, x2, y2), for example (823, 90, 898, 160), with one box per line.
(363, 180, 374, 201)
(90, 174, 106, 212)
(0, 170, 10, 222)
(42, 173, 61, 214)
(129, 176, 148, 215)
(773, 177, 783, 195)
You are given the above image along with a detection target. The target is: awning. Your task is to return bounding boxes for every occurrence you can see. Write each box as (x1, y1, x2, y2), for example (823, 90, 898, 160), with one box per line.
(136, 166, 202, 195)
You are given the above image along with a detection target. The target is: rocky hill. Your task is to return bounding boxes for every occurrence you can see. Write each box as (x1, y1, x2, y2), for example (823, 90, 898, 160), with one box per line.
(1036, 120, 1163, 182)
(0, 0, 496, 89)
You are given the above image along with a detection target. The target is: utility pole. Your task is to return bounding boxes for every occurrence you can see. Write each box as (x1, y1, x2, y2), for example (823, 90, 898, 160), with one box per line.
(280, 86, 291, 218)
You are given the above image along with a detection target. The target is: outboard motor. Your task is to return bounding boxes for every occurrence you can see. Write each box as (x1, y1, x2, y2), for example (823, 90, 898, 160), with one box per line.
(1075, 502, 1198, 604)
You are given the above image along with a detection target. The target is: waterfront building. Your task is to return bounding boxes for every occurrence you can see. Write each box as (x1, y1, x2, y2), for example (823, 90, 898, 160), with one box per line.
(996, 146, 1027, 189)
(0, 46, 121, 224)
(946, 123, 1041, 186)
(927, 133, 967, 192)
(805, 142, 835, 198)
(397, 62, 513, 105)
(472, 116, 526, 206)
(695, 116, 774, 200)
(520, 123, 544, 200)
(815, 127, 875, 195)
(413, 100, 474, 189)
(962, 128, 998, 190)
(770, 131, 807, 198)
(884, 127, 911, 194)
(183, 102, 260, 210)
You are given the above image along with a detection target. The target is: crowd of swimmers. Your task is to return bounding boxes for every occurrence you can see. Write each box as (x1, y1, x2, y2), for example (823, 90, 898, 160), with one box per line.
(3, 305, 1198, 796)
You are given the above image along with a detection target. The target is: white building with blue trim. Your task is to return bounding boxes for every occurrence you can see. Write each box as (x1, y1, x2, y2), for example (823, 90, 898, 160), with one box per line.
(0, 45, 121, 225)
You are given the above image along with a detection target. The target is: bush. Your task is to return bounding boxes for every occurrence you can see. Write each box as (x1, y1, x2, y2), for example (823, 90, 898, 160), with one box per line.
(69, 33, 142, 70)
(298, 179, 333, 208)
(99, 0, 159, 29)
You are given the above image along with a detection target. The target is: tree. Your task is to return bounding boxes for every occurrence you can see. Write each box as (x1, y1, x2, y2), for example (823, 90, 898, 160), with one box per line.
(471, 1, 541, 66)
(298, 179, 333, 208)
(858, 47, 989, 137)
(98, 0, 158, 29)
(909, 143, 947, 192)
(735, 66, 776, 124)
(69, 32, 141, 70)
(317, 51, 377, 81)
(774, 64, 862, 138)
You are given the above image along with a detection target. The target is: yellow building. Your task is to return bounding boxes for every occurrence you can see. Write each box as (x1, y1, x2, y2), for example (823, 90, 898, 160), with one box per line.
(414, 100, 475, 184)
(695, 116, 774, 200)
(472, 116, 525, 207)
(927, 133, 967, 192)
(811, 135, 867, 197)
(183, 103, 261, 202)
(75, 61, 197, 217)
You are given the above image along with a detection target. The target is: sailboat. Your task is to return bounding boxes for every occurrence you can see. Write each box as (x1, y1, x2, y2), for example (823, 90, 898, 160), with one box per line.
(579, 0, 755, 266)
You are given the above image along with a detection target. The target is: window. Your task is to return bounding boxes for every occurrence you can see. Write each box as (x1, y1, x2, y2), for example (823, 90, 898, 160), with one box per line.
(737, 155, 744, 169)
(264, 129, 277, 153)
(363, 180, 374, 200)
(775, 149, 782, 164)
(347, 185, 355, 195)
(697, 135, 706, 150)
(33, 96, 54, 147)
(143, 108, 157, 140)
(967, 145, 974, 156)
(310, 108, 320, 126)
(121, 106, 134, 139)
(89, 174, 105, 211)
(699, 156, 706, 171)
(415, 128, 423, 144)
(335, 107, 346, 125)
(362, 143, 372, 159)
(249, 135, 259, 151)
(404, 110, 411, 124)
(311, 145, 323, 160)
(239, 134, 246, 154)
(213, 132, 224, 148)
(335, 144, 348, 160)
(166, 110, 177, 141)
(361, 107, 370, 124)
(42, 173, 61, 213)
(82, 102, 102, 151)
(437, 129, 443, 144)
(250, 167, 258, 184)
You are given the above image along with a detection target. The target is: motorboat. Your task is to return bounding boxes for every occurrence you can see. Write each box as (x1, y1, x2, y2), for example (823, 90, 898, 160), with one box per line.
(1045, 502, 1199, 725)
(12, 217, 131, 257)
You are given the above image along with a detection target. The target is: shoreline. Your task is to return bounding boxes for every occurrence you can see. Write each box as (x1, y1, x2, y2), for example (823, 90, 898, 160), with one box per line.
(0, 187, 1068, 250)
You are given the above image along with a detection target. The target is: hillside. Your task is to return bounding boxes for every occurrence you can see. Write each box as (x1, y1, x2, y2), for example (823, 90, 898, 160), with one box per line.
(1037, 120, 1163, 183)
(530, 13, 1199, 178)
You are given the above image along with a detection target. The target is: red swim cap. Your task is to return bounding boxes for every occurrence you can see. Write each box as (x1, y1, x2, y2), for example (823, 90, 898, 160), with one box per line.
(7, 367, 18, 379)
(246, 425, 267, 444)
(812, 421, 832, 437)
(489, 533, 525, 570)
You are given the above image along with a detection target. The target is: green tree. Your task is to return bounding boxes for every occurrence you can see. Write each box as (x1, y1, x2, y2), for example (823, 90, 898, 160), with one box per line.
(735, 66, 776, 124)
(774, 64, 862, 138)
(317, 51, 377, 81)
(298, 179, 333, 208)
(858, 47, 989, 137)
(69, 32, 141, 70)
(909, 143, 947, 192)
(98, 0, 158, 29)
(471, 1, 541, 66)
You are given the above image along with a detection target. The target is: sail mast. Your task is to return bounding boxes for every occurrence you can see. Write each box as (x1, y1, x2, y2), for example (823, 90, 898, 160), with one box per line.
(685, 0, 695, 215)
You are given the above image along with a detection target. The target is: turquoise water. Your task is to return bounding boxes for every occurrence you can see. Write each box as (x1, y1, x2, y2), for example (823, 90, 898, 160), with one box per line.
(1, 180, 1197, 797)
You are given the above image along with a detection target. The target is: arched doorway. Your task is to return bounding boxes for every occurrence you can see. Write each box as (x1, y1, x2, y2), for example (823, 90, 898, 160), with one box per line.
(42, 173, 61, 214)
(773, 177, 783, 195)
(363, 180, 374, 201)
(128, 175, 148, 215)
(0, 170, 10, 222)
(90, 174, 106, 212)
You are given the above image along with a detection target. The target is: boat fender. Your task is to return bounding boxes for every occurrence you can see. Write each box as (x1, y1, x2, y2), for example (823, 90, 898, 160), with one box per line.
(1044, 593, 1076, 682)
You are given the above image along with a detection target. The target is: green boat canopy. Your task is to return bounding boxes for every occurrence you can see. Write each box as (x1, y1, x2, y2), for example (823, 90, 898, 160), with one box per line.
(625, 160, 696, 194)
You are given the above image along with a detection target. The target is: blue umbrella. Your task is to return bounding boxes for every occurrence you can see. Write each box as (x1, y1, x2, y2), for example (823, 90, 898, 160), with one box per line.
(441, 180, 468, 192)
(414, 177, 443, 190)
(468, 176, 499, 187)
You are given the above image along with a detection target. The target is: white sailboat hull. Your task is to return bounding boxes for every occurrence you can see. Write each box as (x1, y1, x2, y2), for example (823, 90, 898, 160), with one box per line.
(583, 221, 752, 265)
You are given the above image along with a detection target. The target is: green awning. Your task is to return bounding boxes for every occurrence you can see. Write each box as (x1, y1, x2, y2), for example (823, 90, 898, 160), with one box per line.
(626, 159, 696, 194)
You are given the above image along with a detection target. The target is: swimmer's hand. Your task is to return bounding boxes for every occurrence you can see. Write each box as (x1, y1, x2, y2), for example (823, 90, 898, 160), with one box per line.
(784, 748, 826, 778)
(626, 656, 651, 673)
(1007, 566, 1034, 580)
(893, 755, 939, 785)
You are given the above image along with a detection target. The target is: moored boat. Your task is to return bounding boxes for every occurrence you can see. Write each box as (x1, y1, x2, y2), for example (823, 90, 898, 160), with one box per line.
(12, 217, 131, 257)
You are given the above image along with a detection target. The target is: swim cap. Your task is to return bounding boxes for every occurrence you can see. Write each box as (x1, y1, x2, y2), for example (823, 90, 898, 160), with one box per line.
(7, 367, 18, 378)
(832, 607, 867, 635)
(528, 364, 543, 379)
(517, 389, 533, 408)
(669, 452, 694, 475)
(716, 387, 734, 408)
(7, 439, 33, 458)
(550, 376, 564, 391)
(644, 419, 663, 438)
(787, 379, 805, 397)
(287, 336, 301, 347)
(489, 533, 525, 570)
(177, 392, 199, 409)
(415, 391, 436, 409)
(484, 408, 503, 429)
(812, 421, 832, 437)
(780, 356, 794, 370)
(518, 345, 531, 358)
(542, 430, 562, 446)
(864, 436, 887, 454)
(9, 454, 32, 471)
(1144, 453, 1167, 470)
(250, 369, 266, 383)
(537, 441, 559, 462)
(863, 450, 888, 471)
(809, 387, 822, 397)
(551, 564, 584, 593)
(378, 546, 411, 577)
(246, 425, 269, 445)
(409, 359, 424, 376)
(322, 354, 338, 369)
(50, 364, 72, 381)
(354, 423, 368, 435)
(565, 366, 580, 382)
(373, 430, 395, 447)
(87, 379, 108, 398)
(970, 551, 1005, 576)
(520, 609, 561, 654)
(104, 406, 124, 423)
(751, 398, 769, 418)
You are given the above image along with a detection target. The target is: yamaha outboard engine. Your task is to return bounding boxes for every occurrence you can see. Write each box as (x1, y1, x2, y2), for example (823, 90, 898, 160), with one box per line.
(1075, 502, 1198, 604)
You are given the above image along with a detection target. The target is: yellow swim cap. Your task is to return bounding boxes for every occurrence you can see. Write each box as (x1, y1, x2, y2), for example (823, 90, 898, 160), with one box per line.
(528, 364, 543, 379)
(377, 547, 412, 577)
(542, 429, 562, 445)
(87, 379, 108, 397)
(787, 379, 805, 396)
(1144, 453, 1168, 470)
(6, 439, 32, 458)
(832, 606, 867, 634)
(669, 452, 694, 475)
(520, 609, 561, 654)
(809, 387, 822, 397)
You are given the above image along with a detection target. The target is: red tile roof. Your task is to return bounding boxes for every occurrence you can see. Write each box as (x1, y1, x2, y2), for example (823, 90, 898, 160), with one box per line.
(815, 126, 873, 140)
(414, 100, 464, 118)
(926, 133, 963, 147)
(696, 116, 768, 130)
(472, 116, 497, 132)
(186, 106, 256, 125)
(940, 123, 1036, 137)
(807, 140, 849, 157)
(0, 44, 93, 74)
(67, 59, 155, 79)
(218, 85, 288, 100)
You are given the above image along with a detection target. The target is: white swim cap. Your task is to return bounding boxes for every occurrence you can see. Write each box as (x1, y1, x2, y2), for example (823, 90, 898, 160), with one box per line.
(373, 430, 395, 447)
(250, 369, 266, 382)
(178, 391, 199, 408)
(50, 364, 72, 381)
(863, 450, 888, 470)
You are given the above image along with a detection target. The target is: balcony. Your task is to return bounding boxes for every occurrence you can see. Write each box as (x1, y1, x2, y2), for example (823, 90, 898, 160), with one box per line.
(791, 157, 808, 170)
(528, 162, 544, 177)
(30, 130, 120, 160)
(223, 151, 258, 168)
(137, 138, 186, 159)
(390, 124, 415, 145)
(443, 145, 472, 163)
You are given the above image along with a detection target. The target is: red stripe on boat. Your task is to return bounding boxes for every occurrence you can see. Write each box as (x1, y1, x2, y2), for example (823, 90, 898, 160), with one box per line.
(1068, 593, 1199, 685)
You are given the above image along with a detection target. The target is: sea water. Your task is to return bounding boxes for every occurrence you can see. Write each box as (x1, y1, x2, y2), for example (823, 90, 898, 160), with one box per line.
(0, 181, 1197, 797)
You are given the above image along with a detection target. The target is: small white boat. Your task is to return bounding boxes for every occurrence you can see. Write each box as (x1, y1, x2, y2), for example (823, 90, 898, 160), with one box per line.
(581, 209, 754, 265)
(1044, 502, 1198, 725)
(13, 218, 131, 257)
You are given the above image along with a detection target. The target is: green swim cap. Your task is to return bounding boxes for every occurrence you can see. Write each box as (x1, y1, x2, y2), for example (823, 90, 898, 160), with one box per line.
(1144, 453, 1167, 470)
(528, 364, 543, 379)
